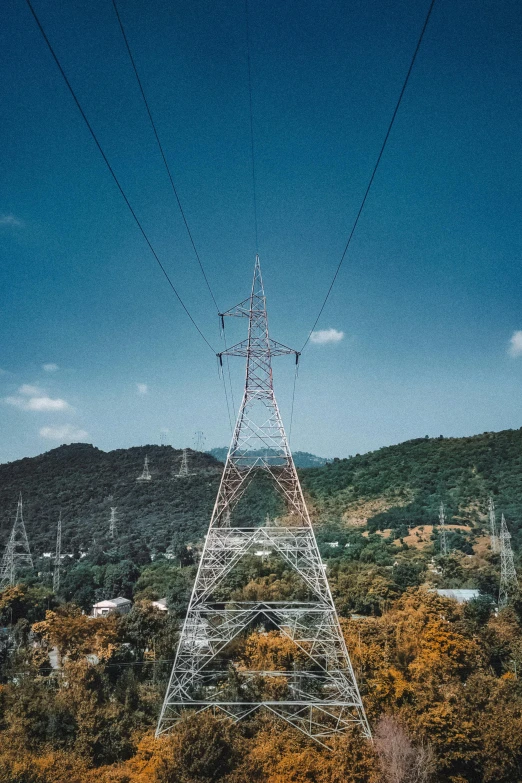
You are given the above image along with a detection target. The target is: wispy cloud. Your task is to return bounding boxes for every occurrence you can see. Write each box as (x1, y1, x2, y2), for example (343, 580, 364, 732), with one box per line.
(19, 384, 44, 396)
(508, 331, 522, 357)
(39, 424, 88, 441)
(310, 328, 344, 345)
(4, 384, 71, 411)
(42, 363, 59, 373)
(0, 213, 23, 227)
(136, 383, 148, 395)
(5, 395, 71, 411)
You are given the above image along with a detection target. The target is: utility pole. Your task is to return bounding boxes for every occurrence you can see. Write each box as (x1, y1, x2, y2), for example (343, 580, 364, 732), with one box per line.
(156, 256, 370, 745)
(0, 494, 34, 589)
(53, 512, 62, 594)
(137, 455, 152, 481)
(439, 502, 448, 556)
(499, 514, 519, 608)
(488, 496, 499, 554)
(175, 448, 192, 478)
(109, 507, 118, 541)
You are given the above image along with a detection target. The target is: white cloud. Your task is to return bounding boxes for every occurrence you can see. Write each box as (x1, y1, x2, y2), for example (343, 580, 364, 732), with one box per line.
(4, 393, 71, 411)
(19, 384, 44, 396)
(42, 363, 59, 373)
(39, 424, 88, 441)
(0, 214, 23, 227)
(26, 396, 71, 411)
(136, 383, 148, 395)
(508, 331, 522, 357)
(310, 328, 344, 345)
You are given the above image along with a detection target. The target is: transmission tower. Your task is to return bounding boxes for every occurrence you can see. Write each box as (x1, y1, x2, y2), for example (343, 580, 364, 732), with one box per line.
(439, 502, 448, 556)
(175, 448, 193, 478)
(157, 256, 370, 745)
(109, 507, 118, 541)
(193, 430, 206, 451)
(499, 514, 519, 608)
(488, 496, 499, 554)
(137, 455, 152, 481)
(0, 494, 34, 589)
(53, 512, 62, 594)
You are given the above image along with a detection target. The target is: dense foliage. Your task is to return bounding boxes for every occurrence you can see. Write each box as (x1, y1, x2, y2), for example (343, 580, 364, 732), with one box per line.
(302, 428, 522, 547)
(1, 430, 522, 782)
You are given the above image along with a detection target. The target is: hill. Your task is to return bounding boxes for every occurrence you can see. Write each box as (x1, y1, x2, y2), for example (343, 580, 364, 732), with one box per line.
(0, 444, 223, 555)
(301, 429, 522, 549)
(208, 447, 328, 468)
(2, 428, 522, 558)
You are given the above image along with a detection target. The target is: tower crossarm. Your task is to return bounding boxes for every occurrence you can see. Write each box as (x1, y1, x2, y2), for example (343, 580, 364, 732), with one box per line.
(218, 338, 298, 360)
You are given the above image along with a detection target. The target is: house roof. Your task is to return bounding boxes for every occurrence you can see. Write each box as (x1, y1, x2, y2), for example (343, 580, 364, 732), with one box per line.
(93, 597, 132, 608)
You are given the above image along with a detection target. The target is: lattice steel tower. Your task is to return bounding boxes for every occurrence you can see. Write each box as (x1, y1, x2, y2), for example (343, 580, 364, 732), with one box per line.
(137, 455, 152, 481)
(109, 507, 118, 541)
(157, 256, 370, 745)
(0, 494, 34, 589)
(488, 496, 499, 554)
(499, 514, 519, 608)
(439, 502, 448, 556)
(175, 448, 193, 478)
(53, 512, 62, 594)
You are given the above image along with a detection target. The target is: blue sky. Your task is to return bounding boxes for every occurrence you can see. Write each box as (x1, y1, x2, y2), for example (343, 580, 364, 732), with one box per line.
(1, 0, 522, 464)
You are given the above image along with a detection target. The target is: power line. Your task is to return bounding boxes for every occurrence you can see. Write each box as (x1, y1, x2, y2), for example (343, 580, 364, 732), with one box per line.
(111, 0, 236, 428)
(301, 0, 437, 352)
(111, 0, 220, 314)
(244, 0, 259, 252)
(24, 0, 215, 354)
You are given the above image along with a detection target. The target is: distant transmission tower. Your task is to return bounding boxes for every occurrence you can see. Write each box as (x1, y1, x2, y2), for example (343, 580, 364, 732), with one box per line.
(499, 514, 519, 608)
(0, 494, 34, 589)
(53, 512, 62, 594)
(109, 507, 118, 541)
(157, 256, 370, 745)
(439, 502, 448, 556)
(193, 430, 206, 451)
(175, 448, 193, 478)
(137, 455, 152, 481)
(488, 496, 499, 554)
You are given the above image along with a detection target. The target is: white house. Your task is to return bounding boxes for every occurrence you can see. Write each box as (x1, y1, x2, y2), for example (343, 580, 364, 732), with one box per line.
(151, 598, 168, 613)
(92, 597, 132, 617)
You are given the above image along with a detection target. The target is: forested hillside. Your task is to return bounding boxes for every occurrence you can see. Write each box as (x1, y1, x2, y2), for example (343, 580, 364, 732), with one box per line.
(1, 429, 522, 782)
(302, 428, 522, 548)
(208, 447, 328, 468)
(0, 444, 223, 555)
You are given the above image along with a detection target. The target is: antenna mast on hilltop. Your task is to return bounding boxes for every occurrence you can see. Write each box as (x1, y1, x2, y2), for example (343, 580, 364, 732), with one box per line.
(488, 496, 499, 554)
(499, 514, 519, 608)
(137, 455, 152, 481)
(109, 507, 118, 541)
(0, 494, 34, 589)
(175, 448, 193, 478)
(157, 256, 370, 745)
(439, 502, 448, 556)
(53, 512, 62, 594)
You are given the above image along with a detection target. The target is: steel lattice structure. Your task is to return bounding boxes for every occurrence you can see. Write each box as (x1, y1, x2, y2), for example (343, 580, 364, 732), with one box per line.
(499, 514, 519, 608)
(156, 256, 370, 746)
(176, 449, 193, 478)
(488, 497, 499, 554)
(109, 507, 118, 541)
(53, 511, 62, 594)
(439, 502, 448, 556)
(0, 494, 34, 589)
(137, 455, 152, 481)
